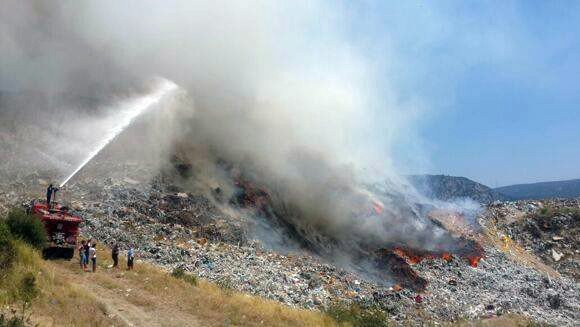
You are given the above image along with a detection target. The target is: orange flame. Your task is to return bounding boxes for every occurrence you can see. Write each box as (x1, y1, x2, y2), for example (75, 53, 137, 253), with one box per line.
(392, 248, 458, 265)
(467, 256, 481, 268)
(391, 284, 403, 292)
(442, 252, 453, 262)
(393, 247, 427, 265)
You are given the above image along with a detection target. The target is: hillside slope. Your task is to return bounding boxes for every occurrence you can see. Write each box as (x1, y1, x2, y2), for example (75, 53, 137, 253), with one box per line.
(0, 242, 336, 327)
(408, 174, 509, 203)
(2, 241, 548, 327)
(39, 254, 335, 326)
(495, 179, 580, 200)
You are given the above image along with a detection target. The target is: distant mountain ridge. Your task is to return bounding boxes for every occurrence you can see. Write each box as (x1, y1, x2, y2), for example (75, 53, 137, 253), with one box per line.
(494, 179, 580, 200)
(408, 174, 509, 204)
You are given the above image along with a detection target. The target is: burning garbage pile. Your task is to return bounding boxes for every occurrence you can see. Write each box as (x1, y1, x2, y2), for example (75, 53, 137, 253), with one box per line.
(0, 118, 577, 325)
(225, 166, 487, 292)
(0, 155, 579, 325)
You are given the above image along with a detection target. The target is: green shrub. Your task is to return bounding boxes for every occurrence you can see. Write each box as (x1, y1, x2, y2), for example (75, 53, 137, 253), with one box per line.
(171, 267, 198, 286)
(17, 273, 39, 304)
(0, 222, 11, 245)
(0, 271, 38, 327)
(0, 313, 25, 327)
(182, 274, 198, 286)
(536, 206, 580, 219)
(326, 302, 390, 327)
(538, 207, 551, 216)
(0, 222, 16, 272)
(6, 209, 46, 249)
(171, 267, 186, 278)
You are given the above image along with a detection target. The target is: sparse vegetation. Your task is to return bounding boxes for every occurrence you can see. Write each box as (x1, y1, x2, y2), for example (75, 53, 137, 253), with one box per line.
(0, 222, 16, 272)
(536, 205, 580, 220)
(171, 267, 198, 286)
(13, 273, 38, 326)
(6, 209, 46, 249)
(558, 207, 580, 219)
(326, 302, 390, 327)
(0, 313, 25, 327)
(0, 206, 337, 326)
(0, 222, 40, 326)
(215, 275, 235, 292)
(538, 206, 553, 217)
(447, 313, 552, 326)
(532, 205, 579, 240)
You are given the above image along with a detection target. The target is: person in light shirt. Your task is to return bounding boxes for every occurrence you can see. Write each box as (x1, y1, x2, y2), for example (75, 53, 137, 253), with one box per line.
(89, 243, 97, 272)
(79, 240, 87, 271)
(127, 246, 135, 270)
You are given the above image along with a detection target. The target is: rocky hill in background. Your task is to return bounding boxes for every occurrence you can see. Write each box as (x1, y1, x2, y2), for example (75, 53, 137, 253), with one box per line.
(408, 174, 510, 204)
(495, 179, 580, 200)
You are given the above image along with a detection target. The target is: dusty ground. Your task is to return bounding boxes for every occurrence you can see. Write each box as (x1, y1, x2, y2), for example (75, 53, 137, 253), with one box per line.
(24, 246, 335, 327)
(44, 261, 202, 326)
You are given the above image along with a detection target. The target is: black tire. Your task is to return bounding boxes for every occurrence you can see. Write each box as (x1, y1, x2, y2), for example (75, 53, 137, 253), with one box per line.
(63, 247, 74, 260)
(42, 248, 53, 259)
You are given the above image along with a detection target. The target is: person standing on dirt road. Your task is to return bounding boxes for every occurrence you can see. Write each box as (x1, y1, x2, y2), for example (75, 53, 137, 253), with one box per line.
(84, 239, 91, 269)
(112, 243, 119, 268)
(127, 246, 135, 270)
(89, 243, 97, 272)
(79, 240, 87, 270)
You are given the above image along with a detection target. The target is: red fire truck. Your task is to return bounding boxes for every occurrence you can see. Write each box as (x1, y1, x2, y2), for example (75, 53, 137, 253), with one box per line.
(28, 200, 81, 259)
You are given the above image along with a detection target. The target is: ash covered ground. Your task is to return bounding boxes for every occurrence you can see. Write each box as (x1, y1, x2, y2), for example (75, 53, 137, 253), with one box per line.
(0, 146, 578, 326)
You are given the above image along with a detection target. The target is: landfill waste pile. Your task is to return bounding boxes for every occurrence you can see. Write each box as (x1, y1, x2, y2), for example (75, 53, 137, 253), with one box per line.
(488, 199, 579, 281)
(1, 2, 577, 326)
(0, 150, 578, 326)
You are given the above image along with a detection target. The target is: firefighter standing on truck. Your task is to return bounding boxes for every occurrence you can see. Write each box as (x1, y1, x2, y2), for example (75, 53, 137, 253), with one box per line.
(46, 184, 55, 208)
(47, 183, 59, 208)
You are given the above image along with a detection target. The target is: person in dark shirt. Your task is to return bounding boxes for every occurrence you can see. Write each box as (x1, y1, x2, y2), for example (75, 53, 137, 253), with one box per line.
(79, 240, 87, 271)
(46, 184, 54, 208)
(84, 239, 91, 268)
(46, 184, 59, 209)
(112, 243, 119, 268)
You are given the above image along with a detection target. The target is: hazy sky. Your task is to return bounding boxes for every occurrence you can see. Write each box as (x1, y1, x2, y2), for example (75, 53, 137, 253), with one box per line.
(1, 1, 578, 188)
(344, 1, 579, 187)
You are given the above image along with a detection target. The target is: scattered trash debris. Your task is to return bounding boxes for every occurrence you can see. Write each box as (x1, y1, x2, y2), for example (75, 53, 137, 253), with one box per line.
(0, 153, 578, 325)
(552, 249, 563, 262)
(414, 295, 423, 303)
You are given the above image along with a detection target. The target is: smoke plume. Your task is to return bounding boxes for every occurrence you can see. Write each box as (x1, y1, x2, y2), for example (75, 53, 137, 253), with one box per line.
(0, 1, 477, 269)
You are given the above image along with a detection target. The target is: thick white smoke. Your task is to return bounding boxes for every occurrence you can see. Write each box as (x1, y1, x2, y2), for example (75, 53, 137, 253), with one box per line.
(1, 1, 473, 261)
(1, 0, 408, 173)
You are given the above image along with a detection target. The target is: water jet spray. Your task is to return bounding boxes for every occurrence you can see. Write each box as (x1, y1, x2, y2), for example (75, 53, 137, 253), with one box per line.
(59, 78, 178, 187)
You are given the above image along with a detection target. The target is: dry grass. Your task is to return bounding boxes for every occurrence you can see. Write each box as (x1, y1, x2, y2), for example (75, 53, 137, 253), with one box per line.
(446, 314, 550, 327)
(0, 241, 123, 326)
(2, 242, 339, 326)
(91, 247, 338, 326)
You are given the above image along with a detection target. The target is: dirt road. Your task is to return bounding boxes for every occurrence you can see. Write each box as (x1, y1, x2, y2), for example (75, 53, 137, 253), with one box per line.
(42, 257, 202, 327)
